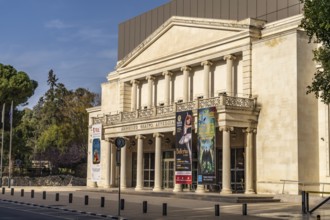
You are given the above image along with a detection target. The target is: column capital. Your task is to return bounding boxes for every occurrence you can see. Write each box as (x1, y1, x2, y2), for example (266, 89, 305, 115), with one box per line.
(146, 75, 155, 81)
(223, 54, 236, 61)
(153, 132, 164, 138)
(162, 71, 173, 77)
(181, 66, 192, 72)
(219, 126, 234, 132)
(130, 79, 140, 85)
(201, 60, 213, 67)
(243, 127, 257, 134)
(107, 138, 115, 143)
(135, 134, 146, 140)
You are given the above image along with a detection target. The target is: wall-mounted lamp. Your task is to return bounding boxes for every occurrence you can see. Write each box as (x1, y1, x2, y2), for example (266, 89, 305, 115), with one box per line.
(165, 138, 171, 144)
(148, 139, 153, 145)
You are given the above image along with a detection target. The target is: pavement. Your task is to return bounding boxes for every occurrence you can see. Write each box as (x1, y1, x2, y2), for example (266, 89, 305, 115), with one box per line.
(0, 186, 329, 220)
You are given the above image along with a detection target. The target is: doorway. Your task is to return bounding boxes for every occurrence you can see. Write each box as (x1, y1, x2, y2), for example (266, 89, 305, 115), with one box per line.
(217, 148, 245, 193)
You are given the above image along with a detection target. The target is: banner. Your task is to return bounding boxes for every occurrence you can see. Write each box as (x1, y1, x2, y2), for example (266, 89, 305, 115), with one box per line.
(91, 123, 102, 182)
(175, 110, 193, 184)
(197, 107, 216, 184)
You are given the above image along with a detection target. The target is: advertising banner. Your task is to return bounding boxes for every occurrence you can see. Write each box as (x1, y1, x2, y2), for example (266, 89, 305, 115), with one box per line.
(91, 123, 102, 182)
(175, 110, 193, 184)
(197, 107, 216, 184)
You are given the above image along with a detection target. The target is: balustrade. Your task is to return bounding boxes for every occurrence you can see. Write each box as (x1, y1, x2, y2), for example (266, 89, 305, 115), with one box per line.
(92, 95, 256, 126)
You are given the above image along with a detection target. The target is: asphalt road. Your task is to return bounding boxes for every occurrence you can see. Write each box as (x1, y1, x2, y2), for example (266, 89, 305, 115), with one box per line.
(0, 200, 108, 220)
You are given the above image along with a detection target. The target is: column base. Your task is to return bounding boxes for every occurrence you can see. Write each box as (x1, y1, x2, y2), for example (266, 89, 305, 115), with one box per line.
(195, 184, 205, 193)
(153, 187, 162, 192)
(120, 186, 127, 190)
(135, 186, 143, 191)
(245, 189, 255, 194)
(173, 184, 182, 192)
(220, 188, 232, 194)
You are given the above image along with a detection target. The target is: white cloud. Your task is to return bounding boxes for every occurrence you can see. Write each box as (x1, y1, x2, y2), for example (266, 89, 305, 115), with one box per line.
(44, 19, 72, 29)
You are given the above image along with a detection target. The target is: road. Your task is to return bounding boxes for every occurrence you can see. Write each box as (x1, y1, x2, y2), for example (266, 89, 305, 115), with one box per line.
(0, 200, 109, 220)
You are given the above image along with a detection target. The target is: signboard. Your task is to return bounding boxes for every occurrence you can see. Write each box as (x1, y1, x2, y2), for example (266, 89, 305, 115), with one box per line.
(197, 107, 216, 184)
(91, 123, 102, 182)
(175, 110, 193, 184)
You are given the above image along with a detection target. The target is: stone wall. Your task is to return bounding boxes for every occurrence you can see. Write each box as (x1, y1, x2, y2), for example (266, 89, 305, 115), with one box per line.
(1, 175, 86, 186)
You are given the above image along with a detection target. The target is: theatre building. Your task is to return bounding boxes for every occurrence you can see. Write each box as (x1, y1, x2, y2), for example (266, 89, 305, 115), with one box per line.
(87, 0, 330, 195)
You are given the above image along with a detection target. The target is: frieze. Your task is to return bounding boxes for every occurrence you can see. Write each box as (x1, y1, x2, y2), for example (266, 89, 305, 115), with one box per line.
(120, 120, 174, 132)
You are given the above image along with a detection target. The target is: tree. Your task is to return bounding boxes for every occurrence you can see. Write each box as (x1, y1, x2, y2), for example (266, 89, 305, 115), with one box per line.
(300, 0, 330, 103)
(0, 64, 38, 169)
(33, 70, 99, 174)
(0, 64, 38, 107)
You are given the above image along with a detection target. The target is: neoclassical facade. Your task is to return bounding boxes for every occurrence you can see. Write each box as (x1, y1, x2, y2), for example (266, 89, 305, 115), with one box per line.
(87, 0, 330, 195)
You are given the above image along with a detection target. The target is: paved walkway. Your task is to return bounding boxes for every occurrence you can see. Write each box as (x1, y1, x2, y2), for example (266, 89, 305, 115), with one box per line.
(0, 186, 329, 220)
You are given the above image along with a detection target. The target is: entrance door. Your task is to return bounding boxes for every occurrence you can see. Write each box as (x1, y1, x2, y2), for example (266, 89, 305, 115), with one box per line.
(217, 148, 245, 193)
(162, 159, 174, 189)
(143, 153, 155, 188)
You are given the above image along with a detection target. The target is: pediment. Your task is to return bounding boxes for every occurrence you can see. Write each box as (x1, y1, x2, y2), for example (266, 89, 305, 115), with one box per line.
(116, 16, 263, 69)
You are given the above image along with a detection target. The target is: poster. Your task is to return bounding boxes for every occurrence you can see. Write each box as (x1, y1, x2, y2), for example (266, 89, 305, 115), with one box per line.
(197, 107, 216, 184)
(91, 123, 102, 182)
(175, 110, 193, 184)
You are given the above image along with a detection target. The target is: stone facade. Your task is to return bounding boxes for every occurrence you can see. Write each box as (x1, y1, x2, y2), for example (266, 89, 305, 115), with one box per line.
(87, 5, 329, 195)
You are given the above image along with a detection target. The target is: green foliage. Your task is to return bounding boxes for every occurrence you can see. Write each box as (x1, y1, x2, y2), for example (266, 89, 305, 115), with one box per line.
(0, 64, 38, 166)
(0, 64, 38, 107)
(32, 70, 99, 169)
(300, 0, 330, 104)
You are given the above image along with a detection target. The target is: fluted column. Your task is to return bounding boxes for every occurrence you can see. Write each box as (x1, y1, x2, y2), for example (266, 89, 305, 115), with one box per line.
(146, 76, 155, 109)
(109, 141, 117, 187)
(153, 133, 164, 192)
(181, 66, 192, 102)
(162, 71, 172, 106)
(135, 135, 145, 191)
(224, 55, 236, 96)
(243, 127, 256, 194)
(220, 126, 233, 194)
(201, 61, 213, 99)
(120, 143, 127, 189)
(130, 80, 139, 111)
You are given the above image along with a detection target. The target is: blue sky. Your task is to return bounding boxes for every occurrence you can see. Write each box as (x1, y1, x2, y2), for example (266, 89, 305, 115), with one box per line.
(0, 0, 170, 108)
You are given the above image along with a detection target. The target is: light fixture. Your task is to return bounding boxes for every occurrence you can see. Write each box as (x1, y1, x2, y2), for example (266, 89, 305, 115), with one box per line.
(148, 139, 153, 145)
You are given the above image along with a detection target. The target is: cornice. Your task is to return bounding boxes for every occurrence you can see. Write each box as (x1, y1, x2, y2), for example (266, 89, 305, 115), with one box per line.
(116, 16, 265, 70)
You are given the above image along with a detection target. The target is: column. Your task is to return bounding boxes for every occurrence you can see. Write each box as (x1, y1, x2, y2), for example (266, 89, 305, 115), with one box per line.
(201, 61, 213, 99)
(181, 66, 192, 102)
(162, 71, 172, 106)
(153, 133, 164, 192)
(104, 140, 111, 188)
(146, 76, 155, 108)
(135, 135, 145, 191)
(120, 144, 127, 189)
(109, 141, 117, 187)
(224, 55, 236, 96)
(131, 80, 139, 111)
(220, 126, 233, 194)
(244, 127, 256, 194)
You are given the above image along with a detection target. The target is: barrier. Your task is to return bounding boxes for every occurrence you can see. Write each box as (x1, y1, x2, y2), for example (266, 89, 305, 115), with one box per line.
(84, 195, 88, 205)
(162, 203, 167, 216)
(120, 199, 125, 210)
(143, 201, 147, 213)
(42, 191, 46, 200)
(242, 203, 247, 215)
(21, 189, 24, 197)
(2, 187, 4, 194)
(55, 193, 59, 201)
(101, 197, 105, 207)
(215, 204, 220, 216)
(69, 193, 73, 203)
(31, 190, 34, 198)
(10, 188, 14, 196)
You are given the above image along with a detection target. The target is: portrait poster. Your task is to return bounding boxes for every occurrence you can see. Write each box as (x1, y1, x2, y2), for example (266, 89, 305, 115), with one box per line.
(91, 123, 102, 182)
(175, 110, 193, 184)
(197, 107, 216, 184)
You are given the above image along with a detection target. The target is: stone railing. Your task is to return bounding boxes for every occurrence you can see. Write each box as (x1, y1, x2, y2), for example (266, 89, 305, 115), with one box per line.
(92, 95, 256, 125)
